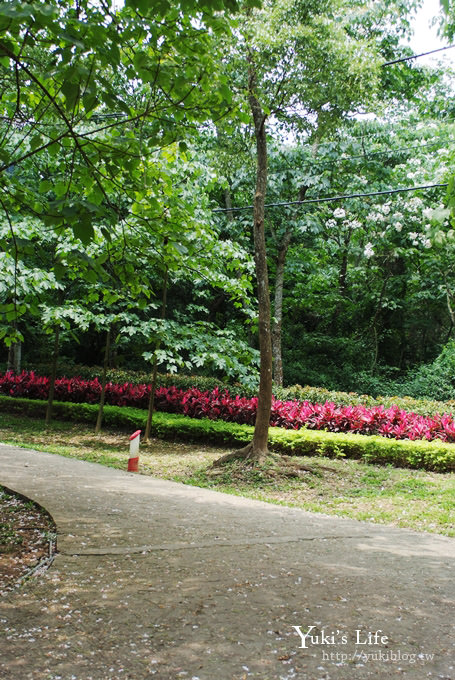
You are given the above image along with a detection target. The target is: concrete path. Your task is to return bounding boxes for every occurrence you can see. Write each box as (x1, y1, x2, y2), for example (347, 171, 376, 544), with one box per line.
(0, 444, 454, 680)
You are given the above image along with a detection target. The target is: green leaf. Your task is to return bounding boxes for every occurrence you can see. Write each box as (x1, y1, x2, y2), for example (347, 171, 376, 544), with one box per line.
(72, 221, 95, 245)
(30, 135, 43, 151)
(47, 142, 60, 157)
(39, 179, 52, 193)
(83, 93, 98, 114)
(60, 32, 86, 49)
(54, 181, 67, 198)
(125, 0, 150, 12)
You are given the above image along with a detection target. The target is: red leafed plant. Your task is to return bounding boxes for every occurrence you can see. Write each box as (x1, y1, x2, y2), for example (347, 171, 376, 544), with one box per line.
(1, 370, 455, 444)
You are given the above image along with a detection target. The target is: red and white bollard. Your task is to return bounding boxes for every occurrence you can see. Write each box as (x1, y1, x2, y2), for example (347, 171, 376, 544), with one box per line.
(128, 430, 141, 472)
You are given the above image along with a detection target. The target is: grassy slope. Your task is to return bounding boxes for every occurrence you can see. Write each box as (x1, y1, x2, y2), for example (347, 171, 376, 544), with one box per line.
(0, 412, 453, 537)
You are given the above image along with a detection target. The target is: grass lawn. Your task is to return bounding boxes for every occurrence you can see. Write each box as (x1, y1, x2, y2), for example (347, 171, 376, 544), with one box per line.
(0, 412, 454, 536)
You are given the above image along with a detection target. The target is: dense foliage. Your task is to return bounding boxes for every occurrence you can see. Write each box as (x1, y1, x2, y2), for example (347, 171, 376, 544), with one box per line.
(1, 0, 455, 427)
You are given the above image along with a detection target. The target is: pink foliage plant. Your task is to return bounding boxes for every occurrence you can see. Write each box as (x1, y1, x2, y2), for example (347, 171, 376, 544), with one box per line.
(2, 370, 455, 443)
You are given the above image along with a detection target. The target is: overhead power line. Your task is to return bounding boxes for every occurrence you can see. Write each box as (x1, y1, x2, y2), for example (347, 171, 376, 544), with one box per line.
(382, 44, 455, 67)
(213, 183, 448, 213)
(298, 137, 452, 165)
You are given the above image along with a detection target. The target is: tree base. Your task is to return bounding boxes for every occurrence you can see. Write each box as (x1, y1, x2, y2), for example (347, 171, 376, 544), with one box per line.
(211, 441, 268, 467)
(211, 449, 339, 477)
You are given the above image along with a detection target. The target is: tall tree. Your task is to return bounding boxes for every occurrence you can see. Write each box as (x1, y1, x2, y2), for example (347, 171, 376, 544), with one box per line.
(214, 0, 414, 464)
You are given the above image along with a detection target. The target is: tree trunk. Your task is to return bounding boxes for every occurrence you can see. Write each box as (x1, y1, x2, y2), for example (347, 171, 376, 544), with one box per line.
(224, 186, 234, 222)
(370, 273, 390, 372)
(95, 327, 111, 434)
(45, 326, 60, 427)
(110, 323, 119, 369)
(250, 110, 273, 461)
(214, 63, 272, 467)
(330, 229, 352, 332)
(271, 185, 307, 386)
(272, 231, 291, 386)
(143, 265, 168, 443)
(7, 340, 21, 373)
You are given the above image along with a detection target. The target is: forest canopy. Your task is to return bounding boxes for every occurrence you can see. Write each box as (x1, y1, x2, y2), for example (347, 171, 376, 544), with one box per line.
(1, 0, 455, 427)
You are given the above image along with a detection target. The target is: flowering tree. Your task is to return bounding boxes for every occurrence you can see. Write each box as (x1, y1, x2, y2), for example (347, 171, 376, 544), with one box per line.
(211, 0, 424, 465)
(278, 112, 455, 387)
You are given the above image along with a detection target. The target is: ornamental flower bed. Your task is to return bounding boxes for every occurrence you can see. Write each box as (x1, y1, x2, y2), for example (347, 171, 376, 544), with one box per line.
(0, 371, 151, 408)
(2, 370, 455, 444)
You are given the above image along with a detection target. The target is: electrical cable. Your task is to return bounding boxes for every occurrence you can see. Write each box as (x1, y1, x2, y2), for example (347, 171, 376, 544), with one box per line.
(280, 138, 452, 168)
(212, 183, 448, 213)
(382, 44, 455, 67)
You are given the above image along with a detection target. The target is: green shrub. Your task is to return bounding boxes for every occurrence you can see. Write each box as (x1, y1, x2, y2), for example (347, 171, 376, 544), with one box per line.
(22, 363, 244, 394)
(1, 395, 454, 472)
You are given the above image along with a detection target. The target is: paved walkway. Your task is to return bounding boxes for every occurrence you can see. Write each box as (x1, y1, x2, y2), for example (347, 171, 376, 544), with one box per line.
(0, 444, 454, 680)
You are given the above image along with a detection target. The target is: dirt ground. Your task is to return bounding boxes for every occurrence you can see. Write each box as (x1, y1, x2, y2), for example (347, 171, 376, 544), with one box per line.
(0, 487, 56, 595)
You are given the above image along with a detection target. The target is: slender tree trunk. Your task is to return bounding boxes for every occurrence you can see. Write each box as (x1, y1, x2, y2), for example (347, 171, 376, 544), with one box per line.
(330, 229, 352, 332)
(224, 186, 234, 222)
(95, 327, 111, 434)
(247, 73, 273, 462)
(45, 326, 60, 427)
(272, 231, 291, 386)
(271, 185, 307, 386)
(214, 63, 272, 467)
(370, 273, 390, 372)
(110, 323, 119, 369)
(444, 276, 455, 335)
(225, 182, 255, 346)
(143, 266, 168, 443)
(3, 205, 21, 375)
(7, 340, 21, 373)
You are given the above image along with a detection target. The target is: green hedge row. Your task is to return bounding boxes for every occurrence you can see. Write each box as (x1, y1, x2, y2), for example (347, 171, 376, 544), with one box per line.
(1, 395, 454, 472)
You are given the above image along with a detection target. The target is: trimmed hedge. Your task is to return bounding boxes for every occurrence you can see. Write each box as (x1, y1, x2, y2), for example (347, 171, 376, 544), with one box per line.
(1, 395, 454, 472)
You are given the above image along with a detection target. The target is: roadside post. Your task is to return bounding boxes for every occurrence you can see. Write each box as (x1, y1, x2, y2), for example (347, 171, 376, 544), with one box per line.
(128, 430, 141, 472)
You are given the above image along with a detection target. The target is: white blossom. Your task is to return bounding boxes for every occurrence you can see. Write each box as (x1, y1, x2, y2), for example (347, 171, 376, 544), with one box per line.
(333, 208, 346, 219)
(395, 222, 403, 232)
(423, 207, 433, 220)
(364, 242, 374, 258)
(410, 197, 423, 207)
(381, 204, 391, 215)
(325, 219, 337, 229)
